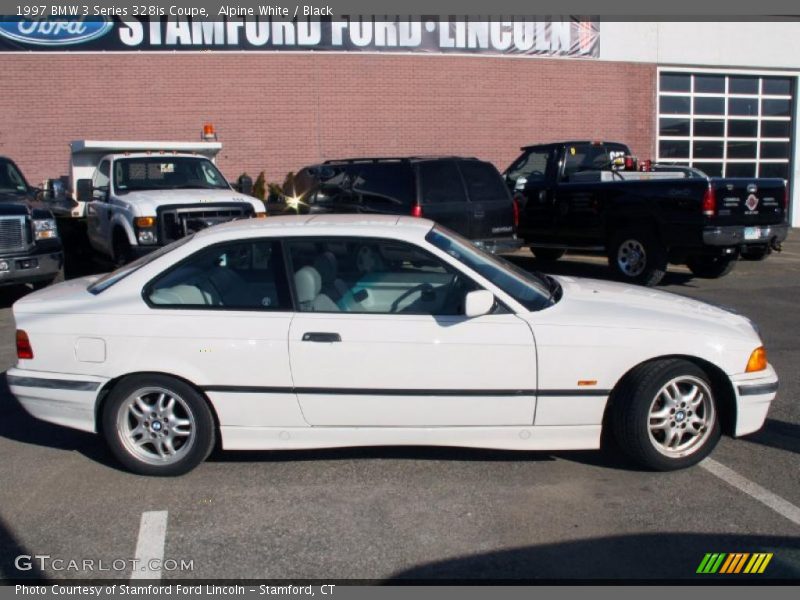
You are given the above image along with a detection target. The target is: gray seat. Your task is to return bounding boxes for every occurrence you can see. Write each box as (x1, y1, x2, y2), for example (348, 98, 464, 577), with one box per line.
(294, 266, 339, 312)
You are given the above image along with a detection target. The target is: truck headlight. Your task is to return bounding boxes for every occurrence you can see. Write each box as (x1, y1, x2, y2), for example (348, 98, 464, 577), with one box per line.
(33, 218, 58, 240)
(134, 217, 157, 245)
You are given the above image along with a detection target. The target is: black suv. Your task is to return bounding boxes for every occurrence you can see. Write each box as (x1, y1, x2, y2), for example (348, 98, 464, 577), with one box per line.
(269, 157, 522, 253)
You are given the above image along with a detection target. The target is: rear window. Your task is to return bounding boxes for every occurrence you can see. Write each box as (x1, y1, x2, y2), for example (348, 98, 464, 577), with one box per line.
(419, 161, 467, 204)
(87, 235, 195, 294)
(458, 160, 509, 202)
(562, 144, 629, 181)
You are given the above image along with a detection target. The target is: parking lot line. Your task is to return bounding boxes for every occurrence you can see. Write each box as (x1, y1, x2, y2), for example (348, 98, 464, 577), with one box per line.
(130, 510, 169, 580)
(701, 458, 800, 527)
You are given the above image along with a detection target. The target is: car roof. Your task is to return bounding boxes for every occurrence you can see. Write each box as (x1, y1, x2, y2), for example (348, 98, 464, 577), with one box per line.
(316, 156, 480, 166)
(520, 141, 630, 150)
(195, 214, 435, 240)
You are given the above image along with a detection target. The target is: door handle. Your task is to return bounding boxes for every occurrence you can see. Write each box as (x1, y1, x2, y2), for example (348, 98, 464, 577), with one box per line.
(302, 332, 341, 343)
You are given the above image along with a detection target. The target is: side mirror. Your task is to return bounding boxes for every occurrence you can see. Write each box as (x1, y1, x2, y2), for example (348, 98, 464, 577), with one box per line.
(464, 289, 495, 318)
(76, 179, 94, 203)
(238, 174, 254, 196)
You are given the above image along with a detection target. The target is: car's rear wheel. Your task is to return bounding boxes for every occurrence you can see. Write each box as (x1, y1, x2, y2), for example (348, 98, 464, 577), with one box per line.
(740, 246, 770, 261)
(608, 230, 667, 286)
(611, 359, 721, 471)
(686, 254, 737, 278)
(530, 247, 566, 261)
(102, 375, 215, 476)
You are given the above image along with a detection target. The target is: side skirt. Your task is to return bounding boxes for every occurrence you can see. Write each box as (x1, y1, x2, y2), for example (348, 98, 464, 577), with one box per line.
(219, 425, 601, 452)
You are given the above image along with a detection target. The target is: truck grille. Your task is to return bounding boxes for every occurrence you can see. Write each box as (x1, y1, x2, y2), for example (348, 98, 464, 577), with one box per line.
(0, 216, 29, 253)
(157, 204, 253, 244)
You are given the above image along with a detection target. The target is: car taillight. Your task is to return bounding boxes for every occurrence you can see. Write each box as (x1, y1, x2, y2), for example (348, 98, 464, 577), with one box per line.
(512, 197, 520, 229)
(702, 186, 716, 217)
(16, 330, 33, 360)
(411, 204, 423, 218)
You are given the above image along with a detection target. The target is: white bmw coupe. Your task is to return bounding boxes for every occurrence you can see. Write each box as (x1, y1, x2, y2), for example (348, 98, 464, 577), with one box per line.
(9, 215, 778, 475)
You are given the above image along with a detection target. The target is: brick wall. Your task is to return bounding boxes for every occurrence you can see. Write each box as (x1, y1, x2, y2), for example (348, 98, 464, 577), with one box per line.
(0, 53, 655, 186)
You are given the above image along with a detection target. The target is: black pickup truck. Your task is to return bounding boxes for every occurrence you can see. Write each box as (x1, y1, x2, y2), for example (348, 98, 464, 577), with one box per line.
(0, 157, 64, 289)
(505, 141, 789, 286)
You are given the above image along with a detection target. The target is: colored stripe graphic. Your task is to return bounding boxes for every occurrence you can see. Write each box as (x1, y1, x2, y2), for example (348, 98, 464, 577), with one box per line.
(697, 552, 773, 574)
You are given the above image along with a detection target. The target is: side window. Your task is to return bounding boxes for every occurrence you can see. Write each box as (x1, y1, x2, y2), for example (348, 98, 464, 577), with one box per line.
(352, 163, 415, 211)
(458, 160, 509, 202)
(419, 161, 467, 204)
(506, 150, 550, 184)
(562, 144, 628, 181)
(146, 240, 291, 310)
(286, 237, 478, 316)
(94, 160, 110, 189)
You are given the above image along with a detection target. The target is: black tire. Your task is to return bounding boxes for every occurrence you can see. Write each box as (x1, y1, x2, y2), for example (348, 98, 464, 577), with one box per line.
(102, 374, 215, 476)
(686, 254, 737, 278)
(112, 230, 132, 267)
(611, 359, 721, 471)
(740, 246, 770, 261)
(607, 229, 667, 286)
(530, 247, 567, 261)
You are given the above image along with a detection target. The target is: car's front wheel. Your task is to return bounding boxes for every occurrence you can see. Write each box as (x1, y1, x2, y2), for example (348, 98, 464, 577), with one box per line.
(611, 359, 721, 471)
(102, 375, 215, 476)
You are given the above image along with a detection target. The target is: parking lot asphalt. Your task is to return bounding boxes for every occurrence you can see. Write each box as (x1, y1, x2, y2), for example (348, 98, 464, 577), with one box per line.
(0, 235, 798, 582)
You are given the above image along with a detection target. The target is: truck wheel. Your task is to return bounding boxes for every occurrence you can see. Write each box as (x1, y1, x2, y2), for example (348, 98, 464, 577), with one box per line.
(740, 246, 770, 261)
(531, 247, 566, 261)
(611, 359, 721, 471)
(102, 374, 215, 476)
(112, 231, 132, 267)
(608, 230, 667, 286)
(686, 254, 737, 278)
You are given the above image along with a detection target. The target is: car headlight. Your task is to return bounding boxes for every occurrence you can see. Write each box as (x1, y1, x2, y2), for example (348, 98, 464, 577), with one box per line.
(33, 218, 58, 241)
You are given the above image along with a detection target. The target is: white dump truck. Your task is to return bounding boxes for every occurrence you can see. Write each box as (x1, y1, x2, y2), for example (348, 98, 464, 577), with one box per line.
(51, 140, 263, 265)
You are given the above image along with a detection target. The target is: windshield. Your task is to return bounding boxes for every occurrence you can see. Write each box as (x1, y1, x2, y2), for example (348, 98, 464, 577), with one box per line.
(0, 159, 29, 194)
(113, 157, 230, 194)
(426, 226, 558, 312)
(88, 234, 195, 294)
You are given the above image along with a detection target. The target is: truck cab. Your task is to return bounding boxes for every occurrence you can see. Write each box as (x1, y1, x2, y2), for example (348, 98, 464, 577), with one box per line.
(69, 141, 264, 265)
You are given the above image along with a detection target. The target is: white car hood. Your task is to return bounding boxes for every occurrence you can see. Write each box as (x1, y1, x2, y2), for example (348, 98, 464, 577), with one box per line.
(115, 189, 261, 215)
(535, 275, 758, 341)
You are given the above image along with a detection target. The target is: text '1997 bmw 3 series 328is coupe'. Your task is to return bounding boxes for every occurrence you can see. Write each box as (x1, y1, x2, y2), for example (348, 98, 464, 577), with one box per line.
(9, 215, 778, 475)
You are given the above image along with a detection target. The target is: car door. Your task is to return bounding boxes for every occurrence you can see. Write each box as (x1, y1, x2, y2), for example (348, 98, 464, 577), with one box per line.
(504, 147, 558, 242)
(86, 159, 112, 254)
(456, 159, 515, 241)
(285, 236, 537, 426)
(416, 160, 472, 238)
(143, 238, 301, 428)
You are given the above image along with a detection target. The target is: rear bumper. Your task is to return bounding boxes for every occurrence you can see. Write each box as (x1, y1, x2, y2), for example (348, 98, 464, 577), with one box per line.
(473, 236, 524, 254)
(7, 368, 109, 433)
(0, 244, 63, 287)
(703, 223, 788, 247)
(730, 364, 779, 437)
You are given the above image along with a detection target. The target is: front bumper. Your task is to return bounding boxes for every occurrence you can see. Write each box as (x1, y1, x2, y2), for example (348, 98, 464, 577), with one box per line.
(730, 364, 779, 437)
(0, 245, 63, 287)
(703, 223, 788, 247)
(473, 236, 524, 254)
(7, 368, 109, 433)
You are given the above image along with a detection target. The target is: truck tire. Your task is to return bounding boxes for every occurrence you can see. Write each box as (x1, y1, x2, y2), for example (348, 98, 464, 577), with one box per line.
(686, 254, 737, 278)
(608, 230, 667, 287)
(611, 359, 721, 471)
(112, 230, 132, 267)
(530, 247, 567, 261)
(740, 246, 770, 261)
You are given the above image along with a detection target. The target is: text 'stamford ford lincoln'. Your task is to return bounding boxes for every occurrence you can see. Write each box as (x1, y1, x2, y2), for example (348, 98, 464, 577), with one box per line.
(8, 215, 778, 475)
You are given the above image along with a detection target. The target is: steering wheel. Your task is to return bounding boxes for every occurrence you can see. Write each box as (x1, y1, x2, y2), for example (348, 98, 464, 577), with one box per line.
(441, 275, 470, 315)
(390, 283, 434, 313)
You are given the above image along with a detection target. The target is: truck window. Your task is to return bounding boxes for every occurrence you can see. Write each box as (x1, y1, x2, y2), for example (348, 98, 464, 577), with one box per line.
(506, 149, 550, 184)
(93, 160, 110, 189)
(562, 144, 628, 181)
(351, 163, 415, 209)
(113, 157, 229, 194)
(458, 160, 508, 202)
(0, 159, 28, 193)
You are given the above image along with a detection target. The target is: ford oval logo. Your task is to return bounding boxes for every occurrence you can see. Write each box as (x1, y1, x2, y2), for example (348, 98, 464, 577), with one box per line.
(0, 17, 113, 46)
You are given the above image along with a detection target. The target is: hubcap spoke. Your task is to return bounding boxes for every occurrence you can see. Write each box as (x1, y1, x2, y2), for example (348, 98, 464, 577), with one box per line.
(648, 375, 715, 458)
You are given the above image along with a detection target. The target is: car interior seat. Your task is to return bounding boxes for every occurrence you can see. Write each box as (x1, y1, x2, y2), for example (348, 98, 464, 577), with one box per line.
(294, 266, 339, 312)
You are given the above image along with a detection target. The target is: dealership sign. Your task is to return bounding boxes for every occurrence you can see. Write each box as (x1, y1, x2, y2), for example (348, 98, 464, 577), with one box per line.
(0, 16, 599, 57)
